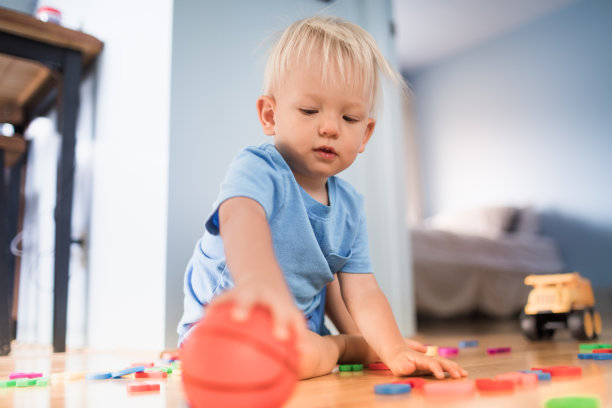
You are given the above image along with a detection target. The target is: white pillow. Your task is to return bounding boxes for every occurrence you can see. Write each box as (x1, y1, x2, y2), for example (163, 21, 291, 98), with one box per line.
(425, 206, 517, 238)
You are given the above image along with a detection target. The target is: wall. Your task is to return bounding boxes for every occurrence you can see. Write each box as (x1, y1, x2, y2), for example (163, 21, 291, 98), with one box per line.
(81, 0, 173, 350)
(0, 0, 35, 13)
(166, 0, 413, 347)
(2, 0, 172, 349)
(408, 0, 612, 287)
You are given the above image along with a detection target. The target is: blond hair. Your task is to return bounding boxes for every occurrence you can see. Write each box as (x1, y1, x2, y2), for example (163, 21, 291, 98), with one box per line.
(262, 15, 405, 116)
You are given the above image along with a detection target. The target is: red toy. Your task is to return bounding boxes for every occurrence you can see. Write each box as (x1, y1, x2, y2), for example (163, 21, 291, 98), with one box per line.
(475, 378, 514, 392)
(367, 362, 390, 370)
(422, 380, 476, 396)
(127, 383, 160, 393)
(393, 378, 426, 389)
(180, 302, 299, 408)
(486, 346, 511, 355)
(135, 371, 167, 379)
(532, 365, 582, 377)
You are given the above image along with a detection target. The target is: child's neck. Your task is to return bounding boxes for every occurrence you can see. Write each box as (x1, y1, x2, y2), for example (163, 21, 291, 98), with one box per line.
(294, 175, 329, 206)
(306, 185, 329, 206)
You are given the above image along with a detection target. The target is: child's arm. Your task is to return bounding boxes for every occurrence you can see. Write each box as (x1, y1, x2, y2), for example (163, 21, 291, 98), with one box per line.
(211, 196, 307, 341)
(325, 275, 360, 334)
(325, 275, 427, 353)
(338, 272, 467, 379)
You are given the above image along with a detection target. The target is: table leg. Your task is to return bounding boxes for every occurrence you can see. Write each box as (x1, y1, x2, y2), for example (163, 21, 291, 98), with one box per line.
(52, 49, 82, 353)
(0, 151, 11, 356)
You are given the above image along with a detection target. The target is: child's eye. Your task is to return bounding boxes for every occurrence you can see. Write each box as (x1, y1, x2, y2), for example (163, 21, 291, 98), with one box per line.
(343, 115, 359, 123)
(299, 108, 318, 115)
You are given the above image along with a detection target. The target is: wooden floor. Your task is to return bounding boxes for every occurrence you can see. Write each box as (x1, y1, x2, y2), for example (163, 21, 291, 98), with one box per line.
(1, 320, 611, 408)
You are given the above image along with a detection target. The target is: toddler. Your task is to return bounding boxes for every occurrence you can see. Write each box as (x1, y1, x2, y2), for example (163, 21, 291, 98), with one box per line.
(178, 15, 468, 380)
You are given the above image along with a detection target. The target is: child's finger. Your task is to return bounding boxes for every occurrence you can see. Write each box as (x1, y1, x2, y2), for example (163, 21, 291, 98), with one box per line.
(217, 291, 255, 321)
(438, 359, 468, 378)
(205, 292, 254, 322)
(442, 364, 461, 378)
(232, 303, 251, 321)
(270, 302, 305, 341)
(404, 338, 427, 353)
(423, 359, 445, 379)
(442, 360, 466, 378)
(273, 320, 290, 340)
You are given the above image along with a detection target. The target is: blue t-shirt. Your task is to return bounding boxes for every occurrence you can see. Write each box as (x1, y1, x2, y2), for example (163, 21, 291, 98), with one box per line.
(177, 143, 373, 342)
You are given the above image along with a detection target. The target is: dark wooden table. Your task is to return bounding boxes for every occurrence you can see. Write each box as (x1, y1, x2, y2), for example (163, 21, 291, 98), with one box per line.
(0, 7, 103, 354)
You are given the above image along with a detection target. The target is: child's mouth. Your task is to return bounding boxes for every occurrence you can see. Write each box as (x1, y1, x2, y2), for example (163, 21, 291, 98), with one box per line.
(315, 146, 337, 159)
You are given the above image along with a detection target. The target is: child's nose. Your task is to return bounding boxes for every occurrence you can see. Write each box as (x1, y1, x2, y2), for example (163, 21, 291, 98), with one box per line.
(319, 115, 339, 138)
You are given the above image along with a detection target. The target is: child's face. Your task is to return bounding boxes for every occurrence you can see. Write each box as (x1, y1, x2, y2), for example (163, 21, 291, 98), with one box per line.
(259, 55, 375, 190)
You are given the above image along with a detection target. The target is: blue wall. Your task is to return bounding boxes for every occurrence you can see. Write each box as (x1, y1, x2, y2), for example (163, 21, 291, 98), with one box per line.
(0, 0, 36, 14)
(408, 0, 612, 287)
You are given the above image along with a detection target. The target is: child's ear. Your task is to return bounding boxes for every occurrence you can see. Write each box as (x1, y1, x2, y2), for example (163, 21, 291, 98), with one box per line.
(256, 95, 276, 135)
(359, 118, 376, 153)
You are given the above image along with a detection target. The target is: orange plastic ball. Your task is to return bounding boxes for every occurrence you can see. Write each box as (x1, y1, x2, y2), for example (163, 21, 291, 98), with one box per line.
(180, 302, 299, 408)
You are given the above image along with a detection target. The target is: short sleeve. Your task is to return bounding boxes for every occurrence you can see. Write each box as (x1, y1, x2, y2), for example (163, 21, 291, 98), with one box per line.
(205, 146, 285, 235)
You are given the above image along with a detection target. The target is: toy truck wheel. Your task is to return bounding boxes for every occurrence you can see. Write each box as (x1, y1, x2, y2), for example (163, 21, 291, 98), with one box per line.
(520, 312, 554, 340)
(592, 309, 602, 339)
(568, 309, 594, 340)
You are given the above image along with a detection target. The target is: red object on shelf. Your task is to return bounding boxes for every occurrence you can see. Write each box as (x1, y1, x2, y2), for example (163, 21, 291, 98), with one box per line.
(35, 6, 61, 24)
(180, 302, 299, 408)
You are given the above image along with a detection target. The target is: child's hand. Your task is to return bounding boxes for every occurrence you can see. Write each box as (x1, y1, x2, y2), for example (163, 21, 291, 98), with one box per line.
(209, 276, 307, 345)
(404, 338, 427, 353)
(363, 338, 428, 363)
(384, 345, 468, 379)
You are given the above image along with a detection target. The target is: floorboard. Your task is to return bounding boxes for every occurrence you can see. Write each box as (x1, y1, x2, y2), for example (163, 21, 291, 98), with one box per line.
(1, 318, 610, 407)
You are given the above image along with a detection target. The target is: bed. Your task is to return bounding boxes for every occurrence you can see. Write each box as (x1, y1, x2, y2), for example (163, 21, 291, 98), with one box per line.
(410, 206, 565, 318)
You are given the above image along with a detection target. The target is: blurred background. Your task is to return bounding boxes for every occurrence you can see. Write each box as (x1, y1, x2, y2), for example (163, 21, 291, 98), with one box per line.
(1, 0, 610, 351)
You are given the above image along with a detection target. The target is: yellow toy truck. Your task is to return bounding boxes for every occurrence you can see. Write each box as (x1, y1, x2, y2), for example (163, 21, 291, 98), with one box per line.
(520, 272, 602, 341)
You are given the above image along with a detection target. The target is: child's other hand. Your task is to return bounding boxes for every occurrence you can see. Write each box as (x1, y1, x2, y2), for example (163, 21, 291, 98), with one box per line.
(209, 278, 307, 345)
(384, 346, 468, 379)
